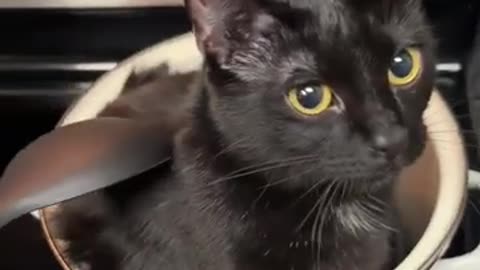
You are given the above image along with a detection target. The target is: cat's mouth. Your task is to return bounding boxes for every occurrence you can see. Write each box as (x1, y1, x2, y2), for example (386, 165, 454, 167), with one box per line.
(330, 159, 403, 195)
(335, 173, 397, 200)
(305, 172, 397, 207)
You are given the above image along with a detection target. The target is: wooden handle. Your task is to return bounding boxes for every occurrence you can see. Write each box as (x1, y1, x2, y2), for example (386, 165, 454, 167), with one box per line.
(0, 117, 171, 228)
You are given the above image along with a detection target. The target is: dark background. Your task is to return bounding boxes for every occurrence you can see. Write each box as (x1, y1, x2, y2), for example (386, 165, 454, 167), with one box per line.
(1, 1, 480, 269)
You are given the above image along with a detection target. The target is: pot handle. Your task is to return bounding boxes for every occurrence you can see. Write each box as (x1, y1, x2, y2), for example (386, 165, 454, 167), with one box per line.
(432, 244, 480, 270)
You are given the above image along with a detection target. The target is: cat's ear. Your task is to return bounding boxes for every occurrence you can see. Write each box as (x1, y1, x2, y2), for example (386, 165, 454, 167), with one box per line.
(185, 0, 256, 62)
(184, 0, 211, 54)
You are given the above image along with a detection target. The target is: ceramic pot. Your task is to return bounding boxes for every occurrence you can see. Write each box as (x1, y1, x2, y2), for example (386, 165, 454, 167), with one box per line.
(37, 32, 468, 270)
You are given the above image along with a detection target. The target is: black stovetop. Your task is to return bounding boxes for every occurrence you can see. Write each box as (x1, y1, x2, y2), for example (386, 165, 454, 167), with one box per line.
(0, 7, 191, 270)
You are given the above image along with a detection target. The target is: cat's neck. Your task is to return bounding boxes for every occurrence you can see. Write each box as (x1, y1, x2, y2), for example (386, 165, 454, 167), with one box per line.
(171, 79, 391, 269)
(174, 123, 395, 269)
(174, 79, 395, 262)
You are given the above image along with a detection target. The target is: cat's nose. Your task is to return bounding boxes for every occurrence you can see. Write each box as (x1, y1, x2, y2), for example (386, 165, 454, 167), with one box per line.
(371, 126, 407, 160)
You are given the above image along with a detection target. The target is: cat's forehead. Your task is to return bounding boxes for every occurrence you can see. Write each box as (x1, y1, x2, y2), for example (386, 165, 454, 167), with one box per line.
(265, 0, 420, 18)
(226, 0, 430, 82)
(260, 0, 426, 45)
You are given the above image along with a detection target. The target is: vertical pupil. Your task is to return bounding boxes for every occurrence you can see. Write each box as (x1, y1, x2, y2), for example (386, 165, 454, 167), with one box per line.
(391, 50, 413, 78)
(297, 86, 323, 109)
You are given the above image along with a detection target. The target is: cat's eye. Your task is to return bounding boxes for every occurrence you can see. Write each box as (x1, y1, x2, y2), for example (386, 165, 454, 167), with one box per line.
(286, 85, 334, 116)
(388, 47, 422, 87)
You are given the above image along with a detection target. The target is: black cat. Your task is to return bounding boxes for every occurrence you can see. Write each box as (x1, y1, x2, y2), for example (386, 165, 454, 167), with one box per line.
(55, 0, 436, 269)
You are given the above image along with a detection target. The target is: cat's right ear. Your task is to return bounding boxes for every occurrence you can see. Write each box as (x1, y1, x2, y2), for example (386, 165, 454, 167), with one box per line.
(185, 0, 251, 62)
(185, 0, 211, 54)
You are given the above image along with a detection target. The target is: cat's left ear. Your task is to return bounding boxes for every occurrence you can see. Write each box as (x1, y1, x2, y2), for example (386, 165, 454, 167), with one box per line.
(185, 0, 257, 62)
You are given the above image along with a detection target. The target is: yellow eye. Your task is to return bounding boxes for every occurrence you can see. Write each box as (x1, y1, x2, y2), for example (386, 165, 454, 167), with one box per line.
(388, 47, 422, 87)
(286, 85, 334, 116)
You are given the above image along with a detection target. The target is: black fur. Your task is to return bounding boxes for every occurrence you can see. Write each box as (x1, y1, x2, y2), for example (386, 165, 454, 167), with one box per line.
(56, 0, 436, 269)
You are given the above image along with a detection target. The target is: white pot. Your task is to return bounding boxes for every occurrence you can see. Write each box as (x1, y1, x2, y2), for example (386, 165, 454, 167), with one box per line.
(38, 32, 471, 270)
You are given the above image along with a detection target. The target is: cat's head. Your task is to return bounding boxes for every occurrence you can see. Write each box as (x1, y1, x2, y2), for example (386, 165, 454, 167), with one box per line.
(186, 0, 435, 195)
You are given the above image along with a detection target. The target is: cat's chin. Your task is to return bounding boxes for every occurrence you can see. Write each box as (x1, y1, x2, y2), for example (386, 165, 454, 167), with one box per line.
(344, 173, 398, 198)
(278, 169, 398, 202)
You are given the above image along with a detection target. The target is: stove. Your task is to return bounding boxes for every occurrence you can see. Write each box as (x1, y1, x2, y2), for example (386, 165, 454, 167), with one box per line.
(0, 4, 190, 269)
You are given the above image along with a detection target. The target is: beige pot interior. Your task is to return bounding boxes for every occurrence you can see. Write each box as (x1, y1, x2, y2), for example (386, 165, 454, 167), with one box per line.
(38, 32, 468, 270)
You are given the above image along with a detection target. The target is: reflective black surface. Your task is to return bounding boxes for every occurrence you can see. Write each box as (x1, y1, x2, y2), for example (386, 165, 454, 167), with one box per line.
(0, 7, 191, 171)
